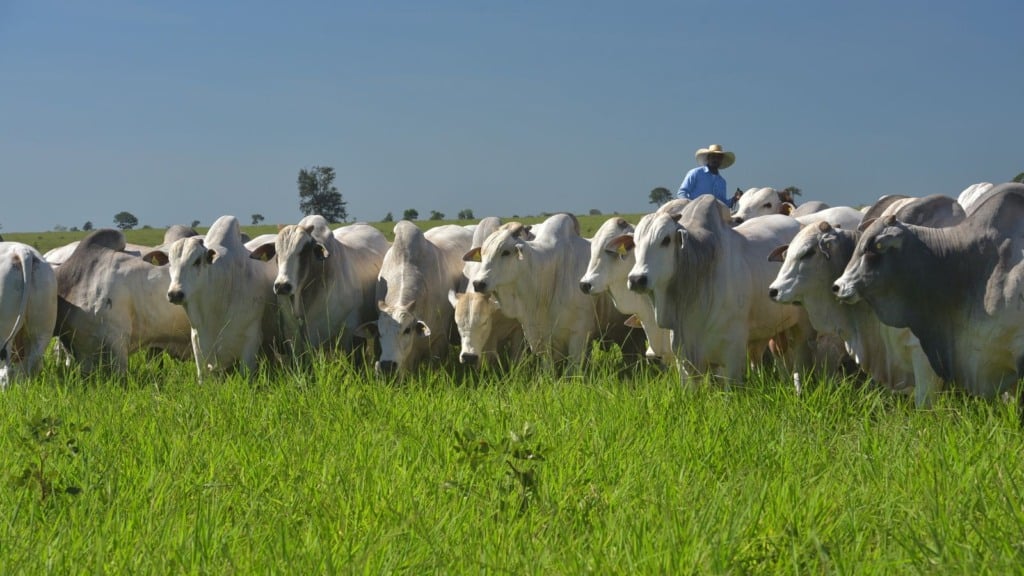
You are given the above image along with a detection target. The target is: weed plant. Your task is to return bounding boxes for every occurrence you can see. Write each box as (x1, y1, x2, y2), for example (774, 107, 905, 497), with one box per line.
(1, 348, 1023, 573)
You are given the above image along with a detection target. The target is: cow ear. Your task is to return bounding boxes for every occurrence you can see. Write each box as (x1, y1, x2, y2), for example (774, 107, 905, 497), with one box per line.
(670, 213, 683, 223)
(142, 250, 169, 266)
(857, 217, 877, 232)
(604, 234, 635, 257)
(354, 321, 379, 339)
(779, 189, 795, 204)
(514, 244, 525, 260)
(249, 243, 276, 261)
(414, 321, 431, 337)
(779, 202, 796, 215)
(447, 289, 462, 308)
(734, 187, 744, 198)
(463, 246, 482, 262)
(314, 243, 329, 261)
(377, 299, 388, 312)
(817, 236, 834, 260)
(767, 245, 788, 263)
(623, 314, 643, 329)
(205, 248, 217, 264)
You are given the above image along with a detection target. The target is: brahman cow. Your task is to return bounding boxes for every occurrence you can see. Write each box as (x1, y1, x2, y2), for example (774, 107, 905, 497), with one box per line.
(54, 229, 191, 375)
(0, 242, 57, 386)
(731, 187, 800, 223)
(156, 215, 280, 380)
(578, 199, 690, 365)
(449, 217, 527, 367)
(833, 183, 1024, 406)
(249, 216, 388, 358)
(624, 195, 809, 386)
(357, 221, 472, 374)
(467, 213, 639, 371)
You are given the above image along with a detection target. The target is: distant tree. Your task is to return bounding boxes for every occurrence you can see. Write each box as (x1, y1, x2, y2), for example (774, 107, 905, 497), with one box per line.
(429, 210, 445, 220)
(251, 213, 265, 225)
(1014, 172, 1024, 183)
(382, 212, 394, 222)
(70, 226, 79, 232)
(457, 209, 474, 220)
(648, 187, 673, 206)
(588, 208, 602, 216)
(298, 165, 348, 223)
(191, 220, 201, 228)
(403, 209, 419, 221)
(113, 211, 138, 231)
(54, 225, 68, 232)
(82, 221, 93, 231)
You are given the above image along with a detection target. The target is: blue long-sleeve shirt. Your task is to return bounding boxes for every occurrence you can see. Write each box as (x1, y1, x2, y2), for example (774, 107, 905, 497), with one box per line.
(677, 166, 733, 208)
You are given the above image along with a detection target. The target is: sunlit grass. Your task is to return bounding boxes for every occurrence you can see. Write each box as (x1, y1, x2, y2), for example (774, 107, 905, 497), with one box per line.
(1, 349, 1022, 573)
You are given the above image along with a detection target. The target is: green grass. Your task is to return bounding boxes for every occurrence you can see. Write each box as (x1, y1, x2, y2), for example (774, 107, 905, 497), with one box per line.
(2, 350, 1022, 574)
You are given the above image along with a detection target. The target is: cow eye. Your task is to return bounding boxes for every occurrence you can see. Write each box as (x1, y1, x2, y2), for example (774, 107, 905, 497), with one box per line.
(762, 203, 773, 209)
(401, 326, 412, 335)
(501, 249, 511, 257)
(192, 259, 201, 268)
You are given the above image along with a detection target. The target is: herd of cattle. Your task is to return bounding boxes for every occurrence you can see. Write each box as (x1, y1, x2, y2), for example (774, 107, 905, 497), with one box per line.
(2, 181, 1024, 412)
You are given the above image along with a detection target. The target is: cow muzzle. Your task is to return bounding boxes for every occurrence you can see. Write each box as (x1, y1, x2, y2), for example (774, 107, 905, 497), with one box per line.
(579, 280, 592, 294)
(377, 360, 398, 375)
(274, 281, 293, 296)
(831, 280, 860, 304)
(167, 289, 185, 304)
(627, 273, 648, 292)
(472, 280, 488, 293)
(459, 353, 480, 366)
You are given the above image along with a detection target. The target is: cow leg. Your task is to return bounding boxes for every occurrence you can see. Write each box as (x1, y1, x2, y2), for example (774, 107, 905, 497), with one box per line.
(20, 333, 52, 379)
(911, 347, 941, 409)
(0, 344, 9, 389)
(190, 328, 204, 383)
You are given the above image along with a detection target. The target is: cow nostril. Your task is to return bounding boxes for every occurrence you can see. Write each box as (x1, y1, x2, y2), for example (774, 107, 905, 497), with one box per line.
(732, 217, 743, 225)
(460, 353, 479, 366)
(472, 280, 487, 293)
(275, 281, 292, 295)
(768, 288, 779, 299)
(831, 283, 840, 293)
(579, 281, 591, 294)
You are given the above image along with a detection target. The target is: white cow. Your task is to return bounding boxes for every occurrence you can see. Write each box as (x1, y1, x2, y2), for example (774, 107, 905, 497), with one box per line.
(767, 221, 942, 405)
(578, 200, 690, 365)
(467, 213, 633, 370)
(624, 195, 808, 386)
(249, 216, 388, 357)
(449, 217, 527, 366)
(0, 242, 57, 386)
(55, 229, 191, 375)
(357, 221, 472, 374)
(731, 187, 800, 223)
(158, 215, 279, 380)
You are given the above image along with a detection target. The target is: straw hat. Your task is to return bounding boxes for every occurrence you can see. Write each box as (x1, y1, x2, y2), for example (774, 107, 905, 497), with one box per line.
(695, 144, 735, 169)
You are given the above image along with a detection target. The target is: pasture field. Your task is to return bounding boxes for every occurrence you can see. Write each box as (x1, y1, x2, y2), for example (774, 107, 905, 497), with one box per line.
(2, 348, 1023, 574)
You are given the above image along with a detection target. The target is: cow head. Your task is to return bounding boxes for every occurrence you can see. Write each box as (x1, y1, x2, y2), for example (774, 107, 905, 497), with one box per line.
(370, 301, 431, 374)
(449, 289, 502, 366)
(166, 237, 218, 305)
(627, 212, 683, 295)
(580, 217, 634, 295)
(732, 187, 783, 224)
(469, 228, 526, 295)
(833, 215, 907, 313)
(768, 221, 847, 305)
(266, 217, 332, 300)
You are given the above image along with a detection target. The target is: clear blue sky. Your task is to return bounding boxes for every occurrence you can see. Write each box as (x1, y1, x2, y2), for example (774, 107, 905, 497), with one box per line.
(2, 0, 1021, 233)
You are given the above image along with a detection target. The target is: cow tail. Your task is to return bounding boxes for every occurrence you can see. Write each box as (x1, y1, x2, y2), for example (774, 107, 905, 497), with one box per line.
(0, 247, 33, 356)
